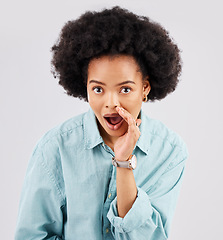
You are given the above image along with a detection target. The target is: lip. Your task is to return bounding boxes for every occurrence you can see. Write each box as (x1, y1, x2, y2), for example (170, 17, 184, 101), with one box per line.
(104, 116, 124, 131)
(103, 113, 120, 118)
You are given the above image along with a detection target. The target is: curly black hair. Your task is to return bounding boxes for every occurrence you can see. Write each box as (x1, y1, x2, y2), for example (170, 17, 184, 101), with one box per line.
(51, 6, 182, 102)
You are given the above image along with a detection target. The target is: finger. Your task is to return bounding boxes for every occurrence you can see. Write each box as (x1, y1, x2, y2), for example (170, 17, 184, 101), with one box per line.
(136, 119, 141, 127)
(116, 107, 141, 128)
(129, 116, 141, 135)
(129, 116, 135, 126)
(116, 107, 130, 123)
(116, 106, 136, 123)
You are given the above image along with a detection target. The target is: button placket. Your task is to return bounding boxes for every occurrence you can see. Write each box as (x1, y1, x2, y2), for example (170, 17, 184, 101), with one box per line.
(101, 143, 115, 156)
(101, 142, 117, 238)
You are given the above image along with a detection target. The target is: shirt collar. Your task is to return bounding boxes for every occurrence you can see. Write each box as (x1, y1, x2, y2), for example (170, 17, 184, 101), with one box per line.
(83, 106, 149, 155)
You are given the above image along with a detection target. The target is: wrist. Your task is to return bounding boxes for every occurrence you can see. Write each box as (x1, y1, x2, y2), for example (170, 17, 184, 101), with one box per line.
(114, 154, 133, 162)
(112, 155, 137, 170)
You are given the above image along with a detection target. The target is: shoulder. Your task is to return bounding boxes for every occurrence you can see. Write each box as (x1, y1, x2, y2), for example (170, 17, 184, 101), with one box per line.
(24, 113, 87, 204)
(142, 112, 189, 157)
(26, 111, 87, 192)
(33, 111, 87, 154)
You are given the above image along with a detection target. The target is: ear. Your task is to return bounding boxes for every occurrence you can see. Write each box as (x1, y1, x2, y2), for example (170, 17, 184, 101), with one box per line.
(143, 76, 151, 95)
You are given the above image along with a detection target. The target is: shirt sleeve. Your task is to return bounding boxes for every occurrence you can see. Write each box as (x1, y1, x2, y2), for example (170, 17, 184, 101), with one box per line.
(107, 146, 188, 240)
(14, 147, 66, 240)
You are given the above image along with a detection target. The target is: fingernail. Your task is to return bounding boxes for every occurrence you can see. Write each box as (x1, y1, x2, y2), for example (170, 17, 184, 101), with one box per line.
(117, 107, 124, 113)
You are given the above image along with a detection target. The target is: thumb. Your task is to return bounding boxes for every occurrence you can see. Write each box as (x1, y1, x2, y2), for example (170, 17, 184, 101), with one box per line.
(136, 119, 142, 127)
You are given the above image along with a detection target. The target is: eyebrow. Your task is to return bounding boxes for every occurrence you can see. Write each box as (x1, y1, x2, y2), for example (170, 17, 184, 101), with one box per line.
(89, 80, 136, 86)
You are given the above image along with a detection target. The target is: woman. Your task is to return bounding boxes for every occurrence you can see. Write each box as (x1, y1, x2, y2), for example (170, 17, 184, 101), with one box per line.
(15, 6, 189, 240)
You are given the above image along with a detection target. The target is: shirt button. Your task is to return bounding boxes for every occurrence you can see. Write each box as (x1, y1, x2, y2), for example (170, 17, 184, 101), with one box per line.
(106, 228, 109, 233)
(108, 193, 111, 198)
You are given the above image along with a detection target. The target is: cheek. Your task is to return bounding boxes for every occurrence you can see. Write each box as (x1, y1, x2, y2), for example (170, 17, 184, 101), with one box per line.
(124, 95, 142, 107)
(87, 91, 101, 110)
(124, 96, 142, 117)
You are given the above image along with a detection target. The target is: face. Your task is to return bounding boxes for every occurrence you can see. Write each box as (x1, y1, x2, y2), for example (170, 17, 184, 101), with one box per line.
(86, 54, 151, 146)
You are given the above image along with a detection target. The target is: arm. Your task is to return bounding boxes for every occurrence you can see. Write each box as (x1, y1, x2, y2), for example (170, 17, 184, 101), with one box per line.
(107, 147, 188, 240)
(14, 148, 65, 240)
(116, 167, 137, 218)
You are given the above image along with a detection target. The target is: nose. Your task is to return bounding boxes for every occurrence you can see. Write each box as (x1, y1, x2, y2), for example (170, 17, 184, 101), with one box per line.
(105, 92, 120, 109)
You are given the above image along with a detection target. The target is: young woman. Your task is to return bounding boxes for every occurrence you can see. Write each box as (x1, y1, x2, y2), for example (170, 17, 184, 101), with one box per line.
(15, 6, 189, 240)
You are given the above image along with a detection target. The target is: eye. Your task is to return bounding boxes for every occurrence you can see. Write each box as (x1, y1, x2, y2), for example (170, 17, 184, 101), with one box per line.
(92, 86, 132, 94)
(121, 87, 132, 94)
(92, 87, 103, 94)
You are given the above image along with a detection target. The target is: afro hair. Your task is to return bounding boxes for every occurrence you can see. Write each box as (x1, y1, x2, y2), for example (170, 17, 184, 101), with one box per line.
(50, 6, 182, 102)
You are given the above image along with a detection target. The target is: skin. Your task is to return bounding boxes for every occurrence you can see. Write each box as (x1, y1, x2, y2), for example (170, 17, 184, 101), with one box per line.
(86, 54, 151, 153)
(86, 54, 151, 218)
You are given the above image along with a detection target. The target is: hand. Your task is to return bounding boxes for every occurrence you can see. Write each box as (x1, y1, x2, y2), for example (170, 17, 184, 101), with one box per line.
(113, 106, 142, 161)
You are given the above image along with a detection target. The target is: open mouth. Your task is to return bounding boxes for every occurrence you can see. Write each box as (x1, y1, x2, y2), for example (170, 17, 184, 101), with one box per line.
(104, 116, 123, 125)
(104, 115, 124, 131)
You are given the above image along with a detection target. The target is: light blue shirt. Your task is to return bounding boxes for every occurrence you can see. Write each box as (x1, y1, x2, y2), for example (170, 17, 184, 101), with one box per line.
(15, 106, 189, 240)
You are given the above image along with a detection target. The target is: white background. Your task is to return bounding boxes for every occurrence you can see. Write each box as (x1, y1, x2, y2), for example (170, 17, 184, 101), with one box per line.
(1, 0, 222, 239)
